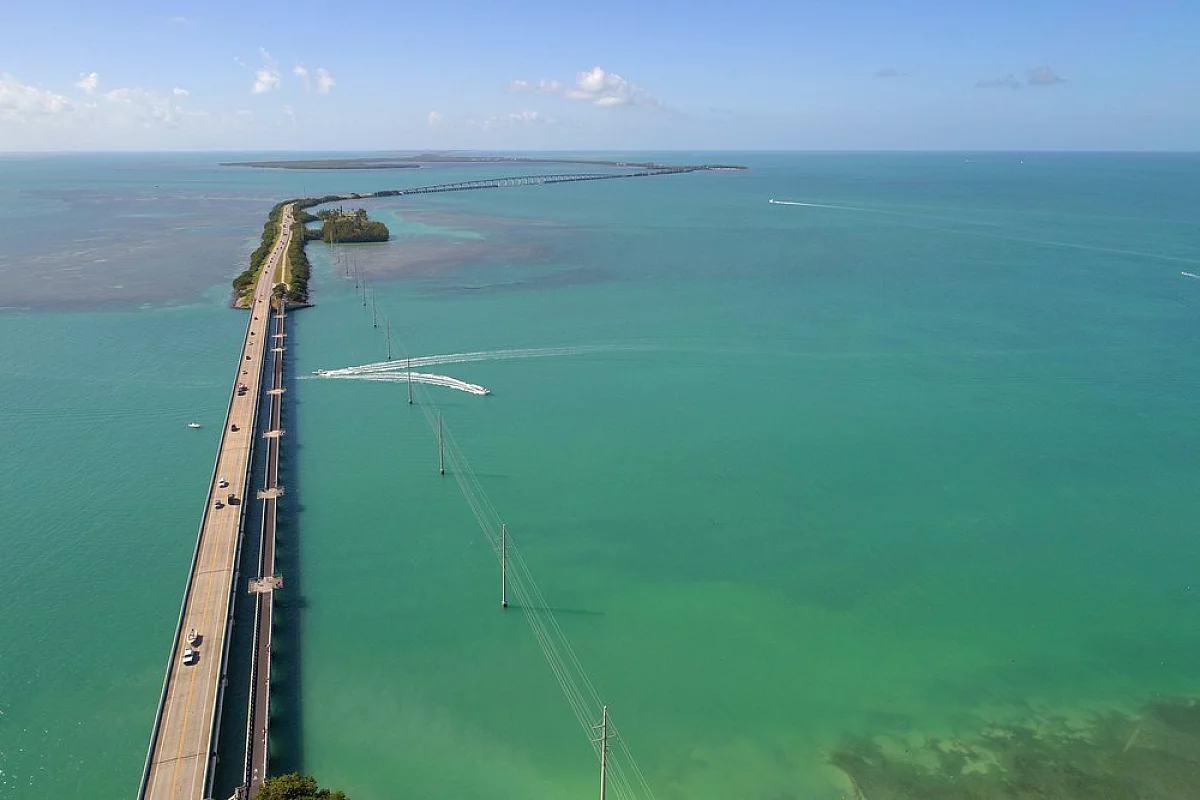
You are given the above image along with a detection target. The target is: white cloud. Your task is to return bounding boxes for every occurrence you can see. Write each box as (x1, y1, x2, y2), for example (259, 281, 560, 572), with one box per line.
(75, 72, 101, 94)
(292, 63, 310, 90)
(977, 66, 1067, 90)
(507, 78, 563, 94)
(253, 47, 280, 94)
(976, 73, 1022, 90)
(103, 86, 187, 126)
(468, 109, 550, 131)
(0, 73, 74, 121)
(1027, 66, 1066, 86)
(509, 67, 660, 109)
(290, 62, 333, 94)
(428, 110, 443, 128)
(253, 68, 280, 94)
(234, 56, 247, 68)
(315, 68, 335, 95)
(0, 72, 272, 148)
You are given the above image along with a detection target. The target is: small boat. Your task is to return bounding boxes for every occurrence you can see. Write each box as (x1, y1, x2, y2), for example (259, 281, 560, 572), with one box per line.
(187, 422, 202, 429)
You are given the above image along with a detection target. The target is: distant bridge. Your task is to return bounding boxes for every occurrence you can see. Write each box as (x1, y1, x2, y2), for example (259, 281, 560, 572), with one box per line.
(335, 168, 699, 201)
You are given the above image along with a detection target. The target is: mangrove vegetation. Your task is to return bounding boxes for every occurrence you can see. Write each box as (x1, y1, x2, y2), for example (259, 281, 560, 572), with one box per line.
(231, 201, 288, 307)
(257, 773, 348, 800)
(315, 207, 390, 243)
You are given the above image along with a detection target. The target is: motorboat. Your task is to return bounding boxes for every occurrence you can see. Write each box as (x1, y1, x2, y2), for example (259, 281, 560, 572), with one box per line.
(187, 422, 202, 429)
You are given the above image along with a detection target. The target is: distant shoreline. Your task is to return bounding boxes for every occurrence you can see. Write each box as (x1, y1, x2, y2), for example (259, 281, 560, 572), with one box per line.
(222, 154, 748, 171)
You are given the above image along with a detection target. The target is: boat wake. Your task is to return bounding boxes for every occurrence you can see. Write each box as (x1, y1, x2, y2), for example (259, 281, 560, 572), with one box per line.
(318, 369, 491, 396)
(308, 344, 627, 396)
(1183, 271, 1200, 280)
(769, 198, 871, 211)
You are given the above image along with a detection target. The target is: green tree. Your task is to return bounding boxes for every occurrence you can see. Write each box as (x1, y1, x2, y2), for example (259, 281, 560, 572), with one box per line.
(257, 772, 348, 800)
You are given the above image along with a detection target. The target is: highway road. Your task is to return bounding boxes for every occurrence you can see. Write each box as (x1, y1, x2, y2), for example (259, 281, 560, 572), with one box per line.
(139, 205, 294, 800)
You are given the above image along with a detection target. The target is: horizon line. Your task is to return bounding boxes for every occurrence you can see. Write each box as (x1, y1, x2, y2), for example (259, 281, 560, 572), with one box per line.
(2, 148, 1198, 156)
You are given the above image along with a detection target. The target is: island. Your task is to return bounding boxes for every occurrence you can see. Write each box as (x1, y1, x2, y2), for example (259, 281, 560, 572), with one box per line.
(312, 207, 390, 243)
(231, 203, 389, 307)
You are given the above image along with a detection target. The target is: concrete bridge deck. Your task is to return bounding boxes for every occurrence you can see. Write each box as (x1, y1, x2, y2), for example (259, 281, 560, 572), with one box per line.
(243, 297, 286, 796)
(138, 205, 294, 800)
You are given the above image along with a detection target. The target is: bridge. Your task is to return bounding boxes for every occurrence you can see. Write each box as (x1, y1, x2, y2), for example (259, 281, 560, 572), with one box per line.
(339, 167, 700, 200)
(137, 205, 294, 800)
(137, 164, 709, 799)
(242, 291, 286, 795)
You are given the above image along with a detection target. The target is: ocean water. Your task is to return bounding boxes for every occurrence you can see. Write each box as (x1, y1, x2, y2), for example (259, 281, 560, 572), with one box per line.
(1, 152, 1199, 799)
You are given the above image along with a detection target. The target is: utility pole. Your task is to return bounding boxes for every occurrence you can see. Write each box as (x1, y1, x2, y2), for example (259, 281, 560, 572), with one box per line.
(438, 413, 444, 475)
(372, 292, 377, 328)
(592, 706, 609, 800)
(407, 357, 413, 404)
(501, 523, 508, 609)
(386, 321, 392, 361)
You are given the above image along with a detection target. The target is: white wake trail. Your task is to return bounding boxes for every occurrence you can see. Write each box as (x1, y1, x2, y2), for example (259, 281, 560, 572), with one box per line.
(322, 344, 621, 378)
(314, 344, 631, 381)
(308, 344, 639, 395)
(318, 370, 491, 396)
(769, 198, 874, 212)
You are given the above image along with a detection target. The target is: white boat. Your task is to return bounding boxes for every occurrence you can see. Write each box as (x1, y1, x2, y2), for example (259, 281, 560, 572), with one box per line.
(187, 422, 202, 429)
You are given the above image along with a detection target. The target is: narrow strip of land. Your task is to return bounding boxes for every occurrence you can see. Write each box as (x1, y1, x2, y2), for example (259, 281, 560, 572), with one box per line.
(138, 204, 294, 800)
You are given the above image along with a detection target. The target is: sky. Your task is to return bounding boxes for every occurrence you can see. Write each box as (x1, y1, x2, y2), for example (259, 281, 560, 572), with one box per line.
(1, 0, 1197, 151)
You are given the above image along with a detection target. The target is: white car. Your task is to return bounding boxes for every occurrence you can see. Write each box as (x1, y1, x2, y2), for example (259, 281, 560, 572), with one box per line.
(181, 648, 198, 666)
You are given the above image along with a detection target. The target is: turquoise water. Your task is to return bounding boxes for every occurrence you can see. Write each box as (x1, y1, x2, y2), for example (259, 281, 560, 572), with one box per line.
(1, 153, 1199, 798)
